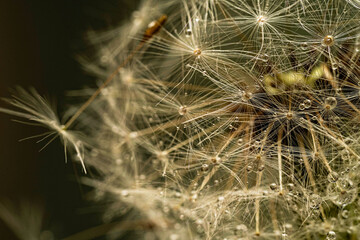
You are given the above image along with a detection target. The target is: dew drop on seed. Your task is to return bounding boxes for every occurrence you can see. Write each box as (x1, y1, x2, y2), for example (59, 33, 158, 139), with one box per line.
(324, 97, 337, 110)
(322, 35, 335, 47)
(129, 131, 138, 139)
(341, 209, 349, 219)
(299, 103, 305, 110)
(234, 224, 248, 236)
(332, 63, 338, 70)
(309, 194, 322, 209)
(211, 156, 222, 164)
(185, 28, 192, 37)
(178, 106, 187, 115)
(190, 193, 198, 202)
(301, 42, 308, 50)
(201, 164, 209, 172)
(258, 164, 265, 172)
(246, 165, 253, 172)
(254, 140, 261, 148)
(326, 231, 336, 240)
(327, 178, 357, 207)
(241, 91, 253, 101)
(303, 99, 311, 108)
(270, 183, 278, 191)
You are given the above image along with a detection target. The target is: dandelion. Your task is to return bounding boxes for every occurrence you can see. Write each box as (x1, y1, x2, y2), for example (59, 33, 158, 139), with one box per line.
(1, 0, 360, 239)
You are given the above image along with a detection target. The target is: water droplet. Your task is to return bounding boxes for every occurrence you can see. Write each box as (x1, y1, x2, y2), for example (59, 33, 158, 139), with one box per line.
(309, 194, 322, 209)
(129, 132, 138, 139)
(303, 99, 312, 108)
(301, 42, 308, 50)
(324, 97, 337, 110)
(270, 183, 278, 191)
(185, 28, 192, 37)
(211, 156, 221, 164)
(241, 91, 253, 101)
(332, 62, 338, 70)
(178, 106, 187, 115)
(201, 164, 209, 172)
(254, 140, 261, 148)
(327, 178, 357, 207)
(326, 231, 336, 240)
(341, 209, 349, 219)
(246, 165, 253, 172)
(190, 193, 198, 202)
(322, 35, 335, 47)
(299, 103, 306, 110)
(258, 164, 265, 172)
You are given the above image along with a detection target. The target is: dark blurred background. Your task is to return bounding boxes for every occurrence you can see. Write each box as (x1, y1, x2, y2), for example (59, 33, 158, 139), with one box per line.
(0, 0, 138, 239)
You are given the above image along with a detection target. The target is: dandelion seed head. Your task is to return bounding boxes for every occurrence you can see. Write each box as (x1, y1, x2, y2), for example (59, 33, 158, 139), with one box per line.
(2, 0, 360, 239)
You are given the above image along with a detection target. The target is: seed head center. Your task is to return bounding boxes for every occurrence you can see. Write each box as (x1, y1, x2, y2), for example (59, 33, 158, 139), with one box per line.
(193, 48, 202, 56)
(322, 35, 334, 46)
(257, 15, 266, 25)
